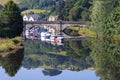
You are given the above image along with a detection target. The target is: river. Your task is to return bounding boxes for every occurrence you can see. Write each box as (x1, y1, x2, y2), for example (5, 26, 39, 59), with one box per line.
(0, 38, 120, 80)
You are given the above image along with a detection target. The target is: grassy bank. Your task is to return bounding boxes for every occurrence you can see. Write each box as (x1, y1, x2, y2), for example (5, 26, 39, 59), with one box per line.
(63, 26, 96, 37)
(64, 26, 120, 40)
(0, 37, 23, 52)
(21, 9, 50, 15)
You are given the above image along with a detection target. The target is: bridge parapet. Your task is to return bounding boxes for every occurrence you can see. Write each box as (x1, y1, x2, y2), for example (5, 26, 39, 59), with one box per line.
(23, 21, 86, 35)
(24, 21, 86, 25)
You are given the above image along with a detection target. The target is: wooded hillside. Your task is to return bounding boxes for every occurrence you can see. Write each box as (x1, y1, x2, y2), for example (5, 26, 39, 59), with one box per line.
(0, 0, 92, 21)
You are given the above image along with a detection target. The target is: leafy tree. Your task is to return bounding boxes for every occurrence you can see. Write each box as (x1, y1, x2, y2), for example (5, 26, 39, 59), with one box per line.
(105, 4, 120, 36)
(91, 0, 119, 36)
(58, 0, 65, 20)
(81, 10, 91, 21)
(18, 0, 57, 10)
(68, 6, 82, 21)
(91, 38, 120, 80)
(62, 0, 91, 21)
(0, 0, 23, 38)
(62, 0, 78, 20)
(17, 0, 91, 21)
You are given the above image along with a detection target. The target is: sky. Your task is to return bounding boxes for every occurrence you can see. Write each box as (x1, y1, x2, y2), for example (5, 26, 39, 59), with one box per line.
(0, 67, 100, 80)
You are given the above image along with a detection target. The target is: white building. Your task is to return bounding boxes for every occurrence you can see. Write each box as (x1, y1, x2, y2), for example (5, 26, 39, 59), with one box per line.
(23, 14, 41, 21)
(48, 15, 58, 21)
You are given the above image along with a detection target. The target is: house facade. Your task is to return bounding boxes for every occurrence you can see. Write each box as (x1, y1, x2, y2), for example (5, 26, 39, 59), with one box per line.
(48, 15, 58, 21)
(23, 14, 41, 21)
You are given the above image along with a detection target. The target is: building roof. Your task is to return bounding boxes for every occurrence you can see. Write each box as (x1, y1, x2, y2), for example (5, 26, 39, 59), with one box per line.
(49, 15, 58, 19)
(25, 14, 41, 21)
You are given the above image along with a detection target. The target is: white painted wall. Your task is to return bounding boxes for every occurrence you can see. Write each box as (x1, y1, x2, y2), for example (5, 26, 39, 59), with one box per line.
(23, 15, 29, 21)
(29, 17, 34, 21)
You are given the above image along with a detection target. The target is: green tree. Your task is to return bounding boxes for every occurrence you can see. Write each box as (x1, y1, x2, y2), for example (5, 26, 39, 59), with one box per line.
(62, 0, 91, 21)
(91, 38, 120, 80)
(105, 5, 120, 36)
(68, 6, 82, 21)
(62, 0, 77, 20)
(91, 0, 119, 36)
(58, 0, 65, 20)
(0, 0, 23, 38)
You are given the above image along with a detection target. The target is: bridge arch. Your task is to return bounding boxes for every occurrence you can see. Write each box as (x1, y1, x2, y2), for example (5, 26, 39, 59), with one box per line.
(23, 21, 86, 36)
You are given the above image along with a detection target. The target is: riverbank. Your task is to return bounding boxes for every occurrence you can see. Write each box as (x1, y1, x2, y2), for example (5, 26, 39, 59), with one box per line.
(63, 26, 120, 40)
(0, 37, 23, 53)
(63, 26, 96, 37)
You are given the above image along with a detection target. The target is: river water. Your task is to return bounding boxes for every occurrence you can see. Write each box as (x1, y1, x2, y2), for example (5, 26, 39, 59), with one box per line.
(0, 38, 120, 80)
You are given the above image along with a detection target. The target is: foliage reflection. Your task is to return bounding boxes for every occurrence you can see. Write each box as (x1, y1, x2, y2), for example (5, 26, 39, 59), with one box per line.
(0, 48, 24, 77)
(23, 39, 93, 76)
(91, 38, 120, 80)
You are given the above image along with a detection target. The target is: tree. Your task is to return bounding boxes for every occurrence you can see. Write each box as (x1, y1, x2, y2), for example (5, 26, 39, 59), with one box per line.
(91, 38, 120, 80)
(62, 0, 91, 21)
(91, 0, 119, 36)
(58, 0, 65, 20)
(68, 6, 82, 21)
(0, 0, 23, 38)
(105, 4, 120, 36)
(62, 0, 78, 20)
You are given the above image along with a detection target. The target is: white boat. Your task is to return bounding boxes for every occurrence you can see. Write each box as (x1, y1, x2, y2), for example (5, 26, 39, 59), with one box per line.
(41, 32, 46, 41)
(41, 32, 51, 41)
(50, 34, 57, 42)
(50, 35, 64, 43)
(57, 36, 64, 43)
(40, 32, 64, 43)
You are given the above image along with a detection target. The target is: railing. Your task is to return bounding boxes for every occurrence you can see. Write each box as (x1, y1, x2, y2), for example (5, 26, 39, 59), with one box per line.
(23, 21, 86, 25)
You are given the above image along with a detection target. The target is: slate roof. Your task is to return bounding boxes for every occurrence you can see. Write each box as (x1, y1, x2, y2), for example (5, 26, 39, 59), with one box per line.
(25, 14, 41, 21)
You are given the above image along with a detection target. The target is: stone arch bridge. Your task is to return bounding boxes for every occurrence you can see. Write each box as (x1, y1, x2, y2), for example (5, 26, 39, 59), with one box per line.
(23, 21, 86, 38)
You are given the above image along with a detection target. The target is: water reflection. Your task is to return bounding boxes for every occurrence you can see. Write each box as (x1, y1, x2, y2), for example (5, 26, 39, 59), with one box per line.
(23, 39, 94, 76)
(2, 38, 120, 80)
(42, 69, 62, 76)
(0, 48, 24, 77)
(90, 38, 120, 80)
